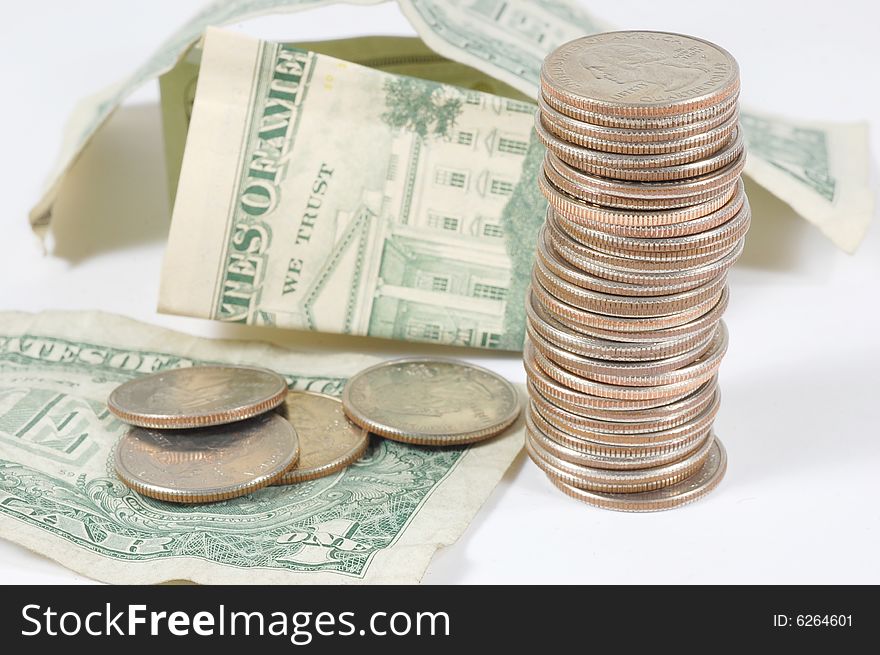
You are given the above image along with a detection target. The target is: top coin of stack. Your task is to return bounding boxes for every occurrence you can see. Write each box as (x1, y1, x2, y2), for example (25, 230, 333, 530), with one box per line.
(526, 31, 748, 511)
(538, 31, 743, 190)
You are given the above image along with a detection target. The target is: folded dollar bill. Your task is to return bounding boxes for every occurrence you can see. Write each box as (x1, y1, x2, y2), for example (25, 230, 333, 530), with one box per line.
(0, 310, 524, 584)
(160, 28, 543, 350)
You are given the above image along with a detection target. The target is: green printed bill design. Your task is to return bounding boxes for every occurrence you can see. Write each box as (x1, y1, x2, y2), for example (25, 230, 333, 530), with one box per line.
(159, 29, 546, 350)
(0, 311, 524, 584)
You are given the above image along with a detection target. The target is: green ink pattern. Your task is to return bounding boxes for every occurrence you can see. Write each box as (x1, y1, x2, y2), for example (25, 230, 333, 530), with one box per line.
(740, 112, 836, 201)
(0, 333, 466, 577)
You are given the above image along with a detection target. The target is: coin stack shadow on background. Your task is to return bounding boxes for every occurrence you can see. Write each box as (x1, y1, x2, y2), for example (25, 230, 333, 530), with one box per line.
(524, 31, 750, 511)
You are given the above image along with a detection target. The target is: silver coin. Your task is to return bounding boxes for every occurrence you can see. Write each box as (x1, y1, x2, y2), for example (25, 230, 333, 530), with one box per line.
(550, 181, 746, 241)
(537, 94, 739, 145)
(541, 90, 739, 130)
(525, 288, 718, 361)
(535, 325, 726, 389)
(530, 30, 742, 513)
(342, 358, 521, 445)
(107, 365, 288, 429)
(543, 112, 737, 157)
(526, 341, 703, 406)
(524, 346, 699, 413)
(547, 222, 745, 287)
(540, 31, 739, 117)
(535, 115, 735, 171)
(528, 321, 719, 382)
(534, 245, 728, 316)
(529, 339, 711, 401)
(527, 397, 709, 450)
(529, 394, 713, 460)
(534, 285, 727, 345)
(548, 228, 741, 272)
(275, 391, 369, 485)
(531, 270, 724, 335)
(536, 228, 717, 297)
(546, 436, 727, 512)
(528, 375, 717, 425)
(531, 383, 720, 447)
(556, 128, 745, 182)
(114, 412, 300, 503)
(544, 149, 745, 204)
(526, 423, 714, 492)
(529, 384, 717, 437)
(526, 409, 711, 471)
(551, 203, 751, 259)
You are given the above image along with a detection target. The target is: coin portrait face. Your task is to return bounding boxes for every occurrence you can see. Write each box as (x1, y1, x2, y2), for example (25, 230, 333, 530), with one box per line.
(342, 358, 521, 444)
(577, 42, 712, 94)
(371, 363, 497, 418)
(541, 32, 739, 110)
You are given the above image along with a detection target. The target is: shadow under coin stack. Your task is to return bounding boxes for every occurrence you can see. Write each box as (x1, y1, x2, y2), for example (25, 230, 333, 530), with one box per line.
(525, 31, 749, 511)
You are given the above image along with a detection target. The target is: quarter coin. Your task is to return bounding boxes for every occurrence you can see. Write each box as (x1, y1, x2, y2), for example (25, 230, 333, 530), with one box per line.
(526, 424, 714, 493)
(114, 412, 300, 503)
(538, 94, 739, 148)
(528, 385, 716, 437)
(543, 150, 745, 206)
(529, 341, 710, 401)
(527, 322, 719, 382)
(523, 343, 701, 411)
(531, 384, 720, 446)
(527, 401, 710, 458)
(107, 365, 288, 429)
(536, 229, 714, 297)
(275, 391, 369, 485)
(534, 247, 728, 316)
(547, 223, 744, 287)
(525, 289, 717, 360)
(526, 410, 710, 470)
(342, 358, 521, 446)
(535, 115, 733, 170)
(531, 271, 724, 333)
(572, 129, 743, 181)
(527, 376, 717, 425)
(542, 91, 739, 130)
(546, 436, 727, 512)
(539, 288, 727, 344)
(555, 195, 749, 251)
(540, 32, 739, 118)
(528, 31, 741, 512)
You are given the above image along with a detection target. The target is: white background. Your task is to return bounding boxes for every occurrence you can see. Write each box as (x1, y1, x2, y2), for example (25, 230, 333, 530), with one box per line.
(1, 0, 878, 584)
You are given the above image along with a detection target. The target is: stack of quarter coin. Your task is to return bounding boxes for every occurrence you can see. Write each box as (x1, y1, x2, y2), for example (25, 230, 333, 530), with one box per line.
(527, 31, 748, 511)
